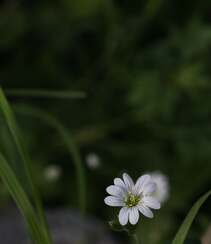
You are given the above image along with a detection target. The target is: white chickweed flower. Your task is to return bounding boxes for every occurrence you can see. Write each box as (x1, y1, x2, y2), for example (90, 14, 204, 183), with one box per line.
(86, 153, 101, 169)
(44, 165, 62, 182)
(150, 171, 169, 203)
(104, 173, 161, 226)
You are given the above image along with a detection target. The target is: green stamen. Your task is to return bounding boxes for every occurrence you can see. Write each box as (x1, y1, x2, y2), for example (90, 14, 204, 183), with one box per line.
(124, 193, 140, 207)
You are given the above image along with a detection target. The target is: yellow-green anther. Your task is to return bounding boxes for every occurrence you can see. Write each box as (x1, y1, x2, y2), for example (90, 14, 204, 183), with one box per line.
(124, 194, 140, 207)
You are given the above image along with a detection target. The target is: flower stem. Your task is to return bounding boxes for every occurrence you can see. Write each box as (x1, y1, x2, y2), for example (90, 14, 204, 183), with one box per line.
(132, 233, 141, 244)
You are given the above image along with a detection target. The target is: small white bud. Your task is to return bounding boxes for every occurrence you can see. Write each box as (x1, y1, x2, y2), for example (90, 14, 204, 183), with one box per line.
(44, 165, 62, 182)
(86, 153, 101, 169)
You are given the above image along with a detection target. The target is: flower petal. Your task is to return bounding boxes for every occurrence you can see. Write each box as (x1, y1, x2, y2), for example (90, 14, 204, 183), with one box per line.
(123, 173, 134, 191)
(138, 204, 154, 218)
(150, 172, 169, 203)
(129, 207, 139, 225)
(106, 185, 125, 197)
(143, 196, 161, 209)
(104, 196, 124, 206)
(119, 207, 129, 226)
(114, 178, 126, 188)
(134, 174, 151, 195)
(143, 182, 156, 195)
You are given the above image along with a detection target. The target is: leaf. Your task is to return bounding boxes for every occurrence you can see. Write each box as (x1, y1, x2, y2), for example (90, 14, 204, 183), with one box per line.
(0, 152, 45, 244)
(172, 190, 211, 244)
(5, 88, 86, 99)
(0, 87, 52, 243)
(14, 104, 87, 214)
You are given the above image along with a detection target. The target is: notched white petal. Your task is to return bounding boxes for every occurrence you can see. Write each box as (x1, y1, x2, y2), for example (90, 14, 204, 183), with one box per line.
(138, 205, 154, 218)
(104, 196, 124, 207)
(150, 172, 170, 203)
(123, 173, 134, 190)
(143, 182, 156, 195)
(114, 178, 126, 189)
(129, 207, 139, 225)
(119, 207, 129, 226)
(106, 185, 124, 197)
(143, 196, 161, 209)
(134, 174, 151, 195)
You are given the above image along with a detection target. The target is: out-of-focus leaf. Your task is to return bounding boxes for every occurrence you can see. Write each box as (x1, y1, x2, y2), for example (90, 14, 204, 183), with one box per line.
(0, 152, 45, 244)
(0, 87, 52, 243)
(5, 88, 86, 99)
(172, 190, 211, 244)
(14, 104, 86, 214)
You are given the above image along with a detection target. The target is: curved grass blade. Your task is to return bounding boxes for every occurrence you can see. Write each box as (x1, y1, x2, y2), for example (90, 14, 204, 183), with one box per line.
(0, 87, 52, 243)
(0, 152, 47, 244)
(14, 104, 86, 214)
(172, 190, 211, 244)
(5, 88, 86, 99)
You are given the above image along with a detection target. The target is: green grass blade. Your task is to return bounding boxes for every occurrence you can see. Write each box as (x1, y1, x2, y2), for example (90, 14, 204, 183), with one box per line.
(5, 88, 86, 99)
(0, 152, 46, 244)
(172, 190, 211, 244)
(0, 87, 52, 243)
(14, 104, 86, 214)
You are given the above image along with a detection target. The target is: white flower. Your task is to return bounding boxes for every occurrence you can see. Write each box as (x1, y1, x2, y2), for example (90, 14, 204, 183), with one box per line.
(86, 153, 101, 169)
(104, 173, 161, 226)
(44, 165, 62, 182)
(150, 171, 169, 203)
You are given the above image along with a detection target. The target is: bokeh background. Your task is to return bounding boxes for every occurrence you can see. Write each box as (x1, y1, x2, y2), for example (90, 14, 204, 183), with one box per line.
(0, 0, 211, 243)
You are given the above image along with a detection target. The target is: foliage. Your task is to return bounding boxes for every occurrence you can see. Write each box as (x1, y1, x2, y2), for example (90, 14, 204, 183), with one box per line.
(0, 0, 211, 243)
(172, 190, 211, 244)
(0, 88, 52, 244)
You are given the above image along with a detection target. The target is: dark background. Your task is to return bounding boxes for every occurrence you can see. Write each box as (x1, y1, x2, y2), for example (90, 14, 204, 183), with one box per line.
(0, 0, 211, 243)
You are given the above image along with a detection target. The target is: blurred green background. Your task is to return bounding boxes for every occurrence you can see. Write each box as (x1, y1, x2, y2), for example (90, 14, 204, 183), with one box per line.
(0, 0, 211, 243)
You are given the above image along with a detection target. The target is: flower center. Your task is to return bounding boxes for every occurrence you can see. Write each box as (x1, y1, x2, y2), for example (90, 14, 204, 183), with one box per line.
(124, 193, 140, 207)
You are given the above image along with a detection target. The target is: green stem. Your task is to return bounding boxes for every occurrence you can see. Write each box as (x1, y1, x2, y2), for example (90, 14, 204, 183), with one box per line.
(14, 104, 86, 215)
(131, 233, 141, 244)
(5, 88, 86, 99)
(0, 87, 52, 244)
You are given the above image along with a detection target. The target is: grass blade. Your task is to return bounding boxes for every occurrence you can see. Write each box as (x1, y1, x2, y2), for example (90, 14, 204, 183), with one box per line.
(5, 88, 86, 99)
(0, 152, 46, 244)
(14, 104, 86, 214)
(0, 87, 52, 243)
(172, 190, 211, 244)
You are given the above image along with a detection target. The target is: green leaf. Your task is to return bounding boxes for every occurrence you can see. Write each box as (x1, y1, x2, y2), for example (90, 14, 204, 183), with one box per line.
(0, 152, 45, 244)
(172, 190, 211, 244)
(5, 88, 86, 99)
(0, 87, 52, 243)
(14, 104, 87, 214)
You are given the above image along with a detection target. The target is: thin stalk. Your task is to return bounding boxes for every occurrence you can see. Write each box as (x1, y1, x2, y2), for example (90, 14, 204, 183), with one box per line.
(0, 87, 52, 244)
(14, 104, 86, 214)
(131, 233, 141, 244)
(0, 152, 45, 244)
(5, 88, 86, 99)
